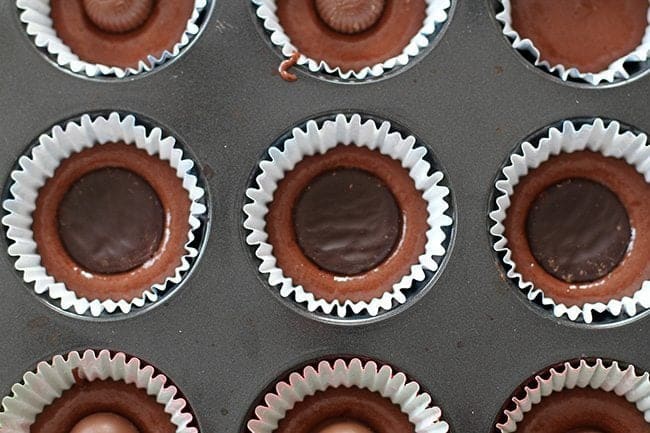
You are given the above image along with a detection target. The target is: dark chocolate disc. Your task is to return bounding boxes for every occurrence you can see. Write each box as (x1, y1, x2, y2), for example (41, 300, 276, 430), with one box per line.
(526, 178, 631, 283)
(70, 412, 140, 433)
(82, 0, 154, 33)
(315, 0, 385, 34)
(293, 168, 401, 276)
(313, 419, 375, 433)
(57, 167, 164, 274)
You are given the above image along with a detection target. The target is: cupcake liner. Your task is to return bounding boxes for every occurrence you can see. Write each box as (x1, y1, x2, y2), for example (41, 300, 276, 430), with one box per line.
(243, 113, 452, 318)
(489, 118, 650, 323)
(1, 112, 207, 317)
(248, 358, 449, 433)
(497, 358, 650, 432)
(0, 349, 197, 433)
(496, 0, 650, 85)
(251, 0, 452, 81)
(16, 0, 207, 78)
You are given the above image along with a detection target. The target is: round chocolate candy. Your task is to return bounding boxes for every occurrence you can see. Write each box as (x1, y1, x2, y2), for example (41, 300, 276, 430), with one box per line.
(315, 0, 385, 34)
(525, 178, 631, 284)
(57, 167, 164, 275)
(293, 168, 401, 276)
(82, 0, 154, 33)
(314, 419, 375, 433)
(70, 412, 140, 433)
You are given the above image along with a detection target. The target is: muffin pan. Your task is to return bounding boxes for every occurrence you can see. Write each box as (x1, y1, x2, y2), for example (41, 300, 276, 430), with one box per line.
(1, 0, 649, 432)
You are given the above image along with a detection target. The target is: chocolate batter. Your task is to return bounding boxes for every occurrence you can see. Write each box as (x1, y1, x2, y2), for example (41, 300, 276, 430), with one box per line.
(526, 178, 630, 283)
(510, 0, 648, 72)
(293, 168, 401, 276)
(51, 0, 196, 69)
(513, 387, 650, 433)
(267, 145, 428, 303)
(30, 374, 175, 433)
(275, 387, 413, 433)
(58, 167, 164, 275)
(33, 142, 191, 302)
(277, 0, 426, 72)
(504, 151, 650, 306)
(279, 51, 301, 81)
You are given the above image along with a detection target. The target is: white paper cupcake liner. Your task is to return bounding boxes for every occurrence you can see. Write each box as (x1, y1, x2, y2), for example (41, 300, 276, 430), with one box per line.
(1, 112, 207, 317)
(251, 0, 452, 81)
(489, 118, 650, 323)
(0, 349, 197, 433)
(243, 113, 452, 318)
(248, 358, 449, 433)
(497, 358, 650, 432)
(16, 0, 207, 78)
(496, 0, 650, 85)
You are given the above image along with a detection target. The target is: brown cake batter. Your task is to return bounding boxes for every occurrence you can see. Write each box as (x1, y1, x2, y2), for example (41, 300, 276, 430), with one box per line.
(510, 0, 648, 72)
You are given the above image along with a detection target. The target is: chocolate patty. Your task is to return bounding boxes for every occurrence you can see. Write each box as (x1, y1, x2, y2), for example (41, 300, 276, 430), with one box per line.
(50, 0, 196, 69)
(514, 387, 650, 433)
(510, 0, 648, 72)
(58, 167, 164, 275)
(31, 375, 175, 433)
(293, 168, 401, 276)
(526, 178, 630, 283)
(275, 387, 413, 433)
(276, 0, 426, 72)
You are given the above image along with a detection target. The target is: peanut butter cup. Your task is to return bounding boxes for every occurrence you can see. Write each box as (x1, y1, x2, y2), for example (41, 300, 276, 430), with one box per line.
(267, 145, 428, 304)
(276, 0, 426, 72)
(33, 142, 191, 302)
(315, 0, 386, 35)
(509, 0, 648, 73)
(49, 0, 197, 70)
